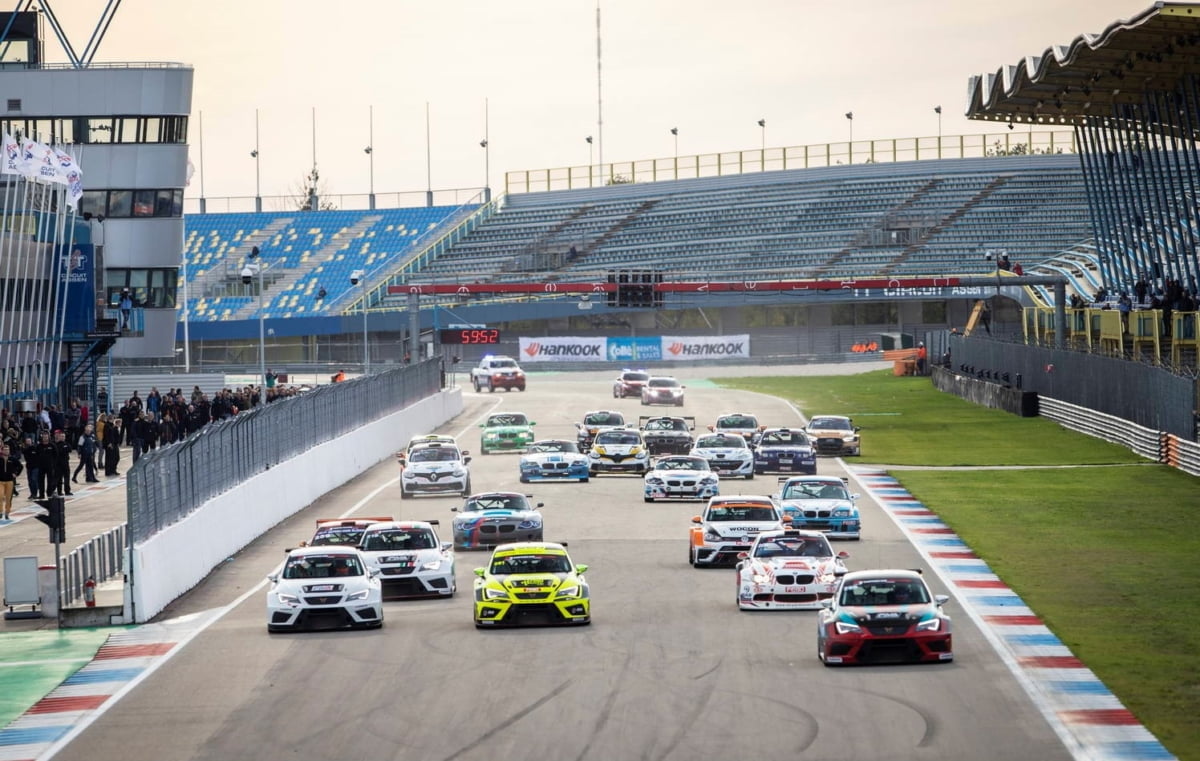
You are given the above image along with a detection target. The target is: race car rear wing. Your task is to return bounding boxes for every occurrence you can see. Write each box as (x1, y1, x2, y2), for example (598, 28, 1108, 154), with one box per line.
(638, 415, 696, 430)
(775, 476, 850, 485)
(314, 516, 394, 527)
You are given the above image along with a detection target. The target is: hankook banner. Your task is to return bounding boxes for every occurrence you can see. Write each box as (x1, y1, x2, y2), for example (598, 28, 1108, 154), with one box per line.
(518, 335, 750, 362)
(519, 336, 607, 362)
(661, 334, 750, 359)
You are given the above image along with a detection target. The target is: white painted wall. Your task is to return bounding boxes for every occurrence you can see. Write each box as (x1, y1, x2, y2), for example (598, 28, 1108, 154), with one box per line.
(126, 388, 463, 623)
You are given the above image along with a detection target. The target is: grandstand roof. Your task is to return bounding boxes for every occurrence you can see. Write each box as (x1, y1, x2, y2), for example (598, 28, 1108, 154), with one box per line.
(966, 2, 1200, 126)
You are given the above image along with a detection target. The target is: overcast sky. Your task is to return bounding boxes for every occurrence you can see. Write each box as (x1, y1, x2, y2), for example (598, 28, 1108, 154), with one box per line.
(54, 0, 1145, 203)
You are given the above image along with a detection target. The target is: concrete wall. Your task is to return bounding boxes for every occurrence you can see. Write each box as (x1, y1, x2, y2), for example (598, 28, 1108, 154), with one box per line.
(126, 388, 463, 623)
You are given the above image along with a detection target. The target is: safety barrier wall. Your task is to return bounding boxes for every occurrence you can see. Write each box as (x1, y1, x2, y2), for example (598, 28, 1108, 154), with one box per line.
(59, 525, 126, 607)
(126, 387, 464, 623)
(1038, 397, 1164, 462)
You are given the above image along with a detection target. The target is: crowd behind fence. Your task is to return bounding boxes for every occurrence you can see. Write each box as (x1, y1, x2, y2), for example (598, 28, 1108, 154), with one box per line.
(126, 361, 441, 545)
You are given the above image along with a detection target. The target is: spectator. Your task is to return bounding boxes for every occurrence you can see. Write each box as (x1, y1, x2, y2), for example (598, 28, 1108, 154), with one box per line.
(1118, 293, 1133, 334)
(1012, 261, 1024, 276)
(916, 342, 928, 375)
(119, 288, 133, 329)
(0, 444, 16, 519)
(73, 424, 98, 483)
(50, 429, 71, 496)
(96, 386, 109, 415)
(266, 370, 278, 389)
(102, 419, 122, 477)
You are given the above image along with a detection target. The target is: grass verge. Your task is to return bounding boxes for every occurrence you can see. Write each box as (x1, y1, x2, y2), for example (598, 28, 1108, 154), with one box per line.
(717, 370, 1200, 760)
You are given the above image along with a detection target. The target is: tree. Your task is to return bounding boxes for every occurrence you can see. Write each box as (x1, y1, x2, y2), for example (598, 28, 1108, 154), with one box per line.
(293, 166, 338, 211)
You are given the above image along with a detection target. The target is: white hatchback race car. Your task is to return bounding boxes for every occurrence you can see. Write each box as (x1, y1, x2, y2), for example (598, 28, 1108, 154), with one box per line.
(400, 441, 472, 499)
(643, 454, 721, 502)
(688, 495, 786, 566)
(587, 428, 650, 476)
(520, 439, 590, 482)
(267, 547, 383, 632)
(691, 432, 755, 479)
(735, 529, 849, 610)
(357, 520, 455, 599)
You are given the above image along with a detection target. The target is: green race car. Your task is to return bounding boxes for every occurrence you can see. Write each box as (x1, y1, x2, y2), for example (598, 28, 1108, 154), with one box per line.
(473, 542, 591, 628)
(479, 412, 536, 454)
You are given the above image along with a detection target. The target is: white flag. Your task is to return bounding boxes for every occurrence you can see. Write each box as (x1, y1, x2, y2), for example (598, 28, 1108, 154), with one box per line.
(52, 147, 80, 184)
(1, 133, 19, 175)
(19, 137, 55, 181)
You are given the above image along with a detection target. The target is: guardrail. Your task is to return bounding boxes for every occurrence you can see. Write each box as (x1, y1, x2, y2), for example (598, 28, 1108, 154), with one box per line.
(1038, 396, 1200, 476)
(59, 524, 127, 607)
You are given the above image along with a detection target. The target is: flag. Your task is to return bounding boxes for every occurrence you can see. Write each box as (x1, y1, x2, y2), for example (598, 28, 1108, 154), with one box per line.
(1, 133, 19, 175)
(52, 147, 80, 184)
(19, 136, 56, 181)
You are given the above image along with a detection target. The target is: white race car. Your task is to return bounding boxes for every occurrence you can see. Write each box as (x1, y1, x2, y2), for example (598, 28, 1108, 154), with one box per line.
(735, 529, 849, 610)
(357, 520, 455, 599)
(690, 432, 754, 479)
(400, 441, 472, 498)
(520, 439, 590, 482)
(588, 428, 650, 476)
(643, 454, 720, 502)
(267, 547, 383, 632)
(688, 495, 786, 566)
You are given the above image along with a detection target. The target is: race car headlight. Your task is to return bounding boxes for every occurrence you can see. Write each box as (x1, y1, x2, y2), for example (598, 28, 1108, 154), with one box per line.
(483, 587, 509, 600)
(699, 476, 718, 485)
(832, 508, 851, 517)
(646, 476, 664, 486)
(275, 593, 300, 606)
(752, 573, 770, 584)
(518, 518, 542, 529)
(592, 446, 607, 456)
(555, 585, 581, 599)
(629, 446, 642, 455)
(834, 620, 863, 635)
(704, 528, 722, 541)
(420, 559, 443, 571)
(484, 432, 500, 440)
(450, 468, 466, 477)
(915, 617, 942, 632)
(345, 589, 371, 602)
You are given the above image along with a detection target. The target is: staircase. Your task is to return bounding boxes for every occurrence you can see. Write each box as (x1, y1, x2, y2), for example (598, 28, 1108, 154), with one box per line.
(813, 179, 942, 277)
(568, 199, 661, 267)
(228, 214, 383, 320)
(883, 176, 1011, 274)
(192, 217, 295, 299)
(60, 317, 120, 405)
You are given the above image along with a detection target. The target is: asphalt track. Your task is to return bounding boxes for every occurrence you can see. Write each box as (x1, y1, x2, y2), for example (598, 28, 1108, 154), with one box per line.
(38, 364, 1078, 761)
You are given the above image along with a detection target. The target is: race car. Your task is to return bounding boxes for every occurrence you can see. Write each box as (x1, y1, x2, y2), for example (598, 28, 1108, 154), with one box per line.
(613, 369, 650, 398)
(643, 454, 720, 502)
(805, 415, 861, 456)
(473, 541, 590, 628)
(267, 547, 383, 632)
(640, 376, 685, 406)
(639, 415, 696, 455)
(735, 529, 849, 610)
(753, 427, 817, 475)
(690, 432, 754, 479)
(576, 410, 628, 452)
(479, 412, 537, 454)
(396, 434, 457, 468)
(451, 492, 545, 550)
(817, 569, 953, 666)
(357, 520, 455, 599)
(298, 516, 393, 549)
(775, 475, 862, 539)
(520, 439, 590, 482)
(471, 355, 527, 392)
(688, 495, 786, 566)
(587, 427, 650, 476)
(400, 441, 472, 499)
(709, 413, 762, 445)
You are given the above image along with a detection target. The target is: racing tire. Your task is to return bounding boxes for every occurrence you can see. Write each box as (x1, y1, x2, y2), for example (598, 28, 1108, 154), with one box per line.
(519, 475, 530, 483)
(399, 486, 409, 500)
(486, 379, 495, 393)
(644, 496, 654, 503)
(613, 388, 620, 398)
(640, 398, 648, 406)
(460, 479, 472, 498)
(472, 378, 481, 392)
(687, 546, 696, 566)
(676, 399, 685, 407)
(579, 476, 589, 483)
(745, 472, 754, 480)
(517, 386, 526, 392)
(479, 443, 489, 455)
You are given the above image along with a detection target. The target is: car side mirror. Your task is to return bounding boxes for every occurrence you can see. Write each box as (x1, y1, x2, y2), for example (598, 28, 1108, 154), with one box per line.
(451, 506, 460, 512)
(820, 599, 834, 608)
(935, 594, 950, 606)
(441, 542, 453, 551)
(530, 421, 536, 426)
(736, 551, 748, 560)
(691, 515, 702, 524)
(474, 568, 486, 577)
(536, 502, 545, 508)
(854, 427, 861, 432)
(574, 564, 588, 574)
(267, 573, 278, 582)
(850, 493, 860, 500)
(462, 455, 471, 464)
(837, 551, 850, 559)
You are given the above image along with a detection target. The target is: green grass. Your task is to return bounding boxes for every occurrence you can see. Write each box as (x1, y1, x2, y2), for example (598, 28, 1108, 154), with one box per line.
(717, 370, 1200, 760)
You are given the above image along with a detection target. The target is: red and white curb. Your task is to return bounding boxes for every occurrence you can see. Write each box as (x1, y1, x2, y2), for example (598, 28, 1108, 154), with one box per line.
(850, 467, 1174, 761)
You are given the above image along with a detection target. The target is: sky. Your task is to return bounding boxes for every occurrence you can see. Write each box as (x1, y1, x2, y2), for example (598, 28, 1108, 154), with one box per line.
(49, 0, 1148, 205)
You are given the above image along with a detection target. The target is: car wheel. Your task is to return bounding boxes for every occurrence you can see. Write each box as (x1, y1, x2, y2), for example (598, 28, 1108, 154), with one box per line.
(579, 476, 589, 483)
(644, 496, 654, 503)
(676, 399, 684, 407)
(745, 472, 754, 480)
(688, 546, 696, 566)
(480, 443, 489, 455)
(461, 479, 472, 497)
(519, 475, 530, 483)
(486, 380, 494, 392)
(472, 378, 481, 392)
(399, 486, 409, 500)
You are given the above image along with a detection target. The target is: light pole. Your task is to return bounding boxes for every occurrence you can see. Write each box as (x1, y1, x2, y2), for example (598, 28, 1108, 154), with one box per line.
(845, 111, 854, 163)
(670, 126, 678, 178)
(586, 135, 594, 187)
(352, 269, 368, 375)
(365, 105, 375, 210)
(480, 139, 490, 203)
(251, 109, 261, 212)
(934, 105, 942, 157)
(244, 246, 266, 407)
(757, 118, 765, 149)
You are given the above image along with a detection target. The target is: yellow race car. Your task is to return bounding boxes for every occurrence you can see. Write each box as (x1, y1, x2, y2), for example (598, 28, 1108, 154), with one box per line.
(473, 542, 590, 628)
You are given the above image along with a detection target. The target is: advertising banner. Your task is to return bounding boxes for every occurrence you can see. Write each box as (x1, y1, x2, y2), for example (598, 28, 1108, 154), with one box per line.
(518, 336, 607, 362)
(607, 336, 663, 362)
(661, 334, 751, 360)
(59, 242, 95, 334)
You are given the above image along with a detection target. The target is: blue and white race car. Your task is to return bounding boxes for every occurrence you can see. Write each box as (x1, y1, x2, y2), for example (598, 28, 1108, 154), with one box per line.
(753, 427, 817, 475)
(690, 432, 754, 479)
(451, 492, 545, 550)
(520, 439, 590, 482)
(643, 454, 720, 502)
(774, 475, 862, 539)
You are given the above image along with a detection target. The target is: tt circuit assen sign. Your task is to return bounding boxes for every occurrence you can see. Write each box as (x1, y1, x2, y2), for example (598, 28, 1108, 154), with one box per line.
(519, 335, 749, 363)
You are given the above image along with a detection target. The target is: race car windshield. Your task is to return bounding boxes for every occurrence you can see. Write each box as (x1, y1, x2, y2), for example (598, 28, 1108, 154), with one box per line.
(648, 378, 679, 388)
(584, 412, 623, 426)
(491, 360, 519, 369)
(656, 457, 705, 471)
(707, 506, 777, 521)
(840, 580, 930, 606)
(361, 529, 437, 551)
(282, 555, 365, 579)
(754, 537, 832, 558)
(487, 414, 528, 426)
(645, 419, 686, 431)
(309, 527, 368, 545)
(622, 372, 649, 382)
(597, 433, 640, 446)
(530, 441, 578, 453)
(464, 496, 528, 512)
(810, 418, 851, 431)
(409, 447, 461, 462)
(783, 482, 848, 500)
(718, 416, 756, 428)
(760, 430, 808, 445)
(696, 435, 746, 449)
(490, 554, 571, 575)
